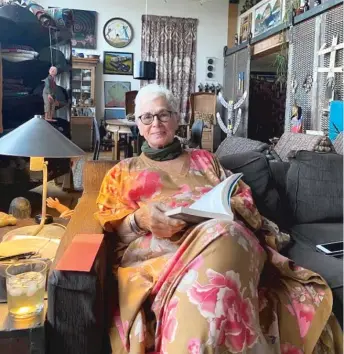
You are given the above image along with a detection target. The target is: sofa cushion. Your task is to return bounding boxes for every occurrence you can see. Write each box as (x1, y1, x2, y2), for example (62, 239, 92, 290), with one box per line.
(333, 132, 343, 155)
(273, 132, 323, 162)
(219, 151, 289, 226)
(286, 151, 343, 224)
(215, 136, 269, 158)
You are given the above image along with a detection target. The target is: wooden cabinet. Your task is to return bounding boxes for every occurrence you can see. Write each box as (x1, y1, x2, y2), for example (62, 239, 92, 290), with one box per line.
(70, 116, 93, 150)
(189, 93, 217, 152)
(72, 57, 98, 105)
(71, 57, 98, 150)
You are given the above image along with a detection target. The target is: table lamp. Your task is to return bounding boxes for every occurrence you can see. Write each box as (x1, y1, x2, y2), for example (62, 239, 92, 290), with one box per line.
(0, 116, 85, 236)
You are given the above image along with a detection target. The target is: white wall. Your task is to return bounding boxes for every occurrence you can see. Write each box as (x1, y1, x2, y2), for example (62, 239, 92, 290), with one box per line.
(39, 0, 229, 118)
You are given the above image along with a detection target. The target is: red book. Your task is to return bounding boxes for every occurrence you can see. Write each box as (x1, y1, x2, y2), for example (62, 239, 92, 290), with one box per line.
(55, 234, 104, 272)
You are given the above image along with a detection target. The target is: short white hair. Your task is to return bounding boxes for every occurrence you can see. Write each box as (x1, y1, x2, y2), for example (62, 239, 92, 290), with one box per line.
(135, 84, 179, 117)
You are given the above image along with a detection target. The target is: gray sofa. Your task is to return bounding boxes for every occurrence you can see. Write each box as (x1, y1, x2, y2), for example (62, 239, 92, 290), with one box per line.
(46, 150, 343, 354)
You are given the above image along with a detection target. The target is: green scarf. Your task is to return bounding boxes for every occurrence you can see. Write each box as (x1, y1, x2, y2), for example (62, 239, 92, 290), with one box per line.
(141, 138, 183, 161)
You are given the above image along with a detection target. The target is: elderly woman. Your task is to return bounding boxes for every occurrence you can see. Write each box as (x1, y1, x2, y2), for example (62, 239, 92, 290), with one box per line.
(95, 84, 341, 354)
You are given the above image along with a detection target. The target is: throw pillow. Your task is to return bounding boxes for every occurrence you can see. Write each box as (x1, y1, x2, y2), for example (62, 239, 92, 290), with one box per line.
(287, 151, 343, 223)
(273, 132, 323, 162)
(215, 137, 269, 158)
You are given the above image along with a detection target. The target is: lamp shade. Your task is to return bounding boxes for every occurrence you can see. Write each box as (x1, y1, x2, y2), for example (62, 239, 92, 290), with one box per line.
(134, 61, 156, 80)
(0, 117, 85, 158)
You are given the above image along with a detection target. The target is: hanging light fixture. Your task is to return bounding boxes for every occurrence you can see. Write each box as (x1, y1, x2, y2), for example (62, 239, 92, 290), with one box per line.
(134, 0, 157, 80)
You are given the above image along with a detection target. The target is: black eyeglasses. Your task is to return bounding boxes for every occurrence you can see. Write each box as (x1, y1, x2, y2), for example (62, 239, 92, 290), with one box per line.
(138, 110, 174, 125)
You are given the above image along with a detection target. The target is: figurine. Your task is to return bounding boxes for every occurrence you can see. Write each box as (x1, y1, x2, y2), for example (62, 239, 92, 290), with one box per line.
(314, 136, 335, 153)
(290, 104, 303, 133)
(234, 33, 239, 46)
(46, 197, 74, 219)
(9, 197, 31, 219)
(303, 0, 309, 12)
(198, 83, 204, 92)
(314, 0, 321, 6)
(210, 84, 216, 93)
(204, 83, 210, 92)
(43, 66, 58, 122)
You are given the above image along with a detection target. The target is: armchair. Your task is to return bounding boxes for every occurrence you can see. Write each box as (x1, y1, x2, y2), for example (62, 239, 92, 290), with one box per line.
(46, 160, 117, 354)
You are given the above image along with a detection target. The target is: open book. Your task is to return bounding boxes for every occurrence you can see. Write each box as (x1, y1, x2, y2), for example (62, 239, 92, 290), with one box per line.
(165, 173, 243, 224)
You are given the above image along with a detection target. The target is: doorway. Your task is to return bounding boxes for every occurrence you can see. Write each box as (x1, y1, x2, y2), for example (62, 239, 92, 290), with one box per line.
(248, 50, 287, 143)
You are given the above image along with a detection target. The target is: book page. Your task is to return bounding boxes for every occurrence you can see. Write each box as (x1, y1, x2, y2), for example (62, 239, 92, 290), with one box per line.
(187, 173, 243, 215)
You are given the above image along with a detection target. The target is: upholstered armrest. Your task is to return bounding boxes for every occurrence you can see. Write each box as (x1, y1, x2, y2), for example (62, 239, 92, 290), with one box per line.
(46, 192, 109, 354)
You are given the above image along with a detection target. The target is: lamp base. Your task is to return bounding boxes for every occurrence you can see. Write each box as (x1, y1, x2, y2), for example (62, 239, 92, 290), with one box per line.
(2, 223, 66, 241)
(34, 214, 53, 225)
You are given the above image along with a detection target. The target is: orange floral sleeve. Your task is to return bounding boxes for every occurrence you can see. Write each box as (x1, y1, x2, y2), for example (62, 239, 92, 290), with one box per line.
(94, 163, 137, 231)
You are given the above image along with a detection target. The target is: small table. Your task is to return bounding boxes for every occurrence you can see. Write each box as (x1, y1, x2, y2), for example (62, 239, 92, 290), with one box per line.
(0, 218, 68, 354)
(106, 119, 137, 160)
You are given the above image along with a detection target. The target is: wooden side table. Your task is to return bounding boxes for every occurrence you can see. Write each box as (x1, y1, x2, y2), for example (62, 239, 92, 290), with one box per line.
(0, 218, 68, 354)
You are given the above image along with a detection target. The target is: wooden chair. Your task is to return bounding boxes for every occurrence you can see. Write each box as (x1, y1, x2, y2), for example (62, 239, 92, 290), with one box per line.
(177, 119, 204, 149)
(125, 90, 139, 154)
(125, 90, 138, 115)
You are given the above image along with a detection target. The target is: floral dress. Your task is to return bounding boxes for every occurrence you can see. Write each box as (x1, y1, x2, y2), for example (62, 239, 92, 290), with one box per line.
(95, 149, 342, 354)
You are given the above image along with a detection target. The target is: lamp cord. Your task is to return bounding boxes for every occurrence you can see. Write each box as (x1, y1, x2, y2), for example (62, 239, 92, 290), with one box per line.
(49, 26, 53, 66)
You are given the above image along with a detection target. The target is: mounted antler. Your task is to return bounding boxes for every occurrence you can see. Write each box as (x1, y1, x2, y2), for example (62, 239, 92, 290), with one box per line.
(216, 91, 247, 136)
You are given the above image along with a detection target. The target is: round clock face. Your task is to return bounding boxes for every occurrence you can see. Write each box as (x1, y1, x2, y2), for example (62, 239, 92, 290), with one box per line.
(103, 17, 133, 48)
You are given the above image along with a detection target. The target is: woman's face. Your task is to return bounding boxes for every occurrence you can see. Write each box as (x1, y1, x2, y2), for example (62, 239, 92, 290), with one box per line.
(137, 96, 179, 149)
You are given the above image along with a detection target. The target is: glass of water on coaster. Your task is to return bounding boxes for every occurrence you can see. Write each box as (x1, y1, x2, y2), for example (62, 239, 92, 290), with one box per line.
(5, 260, 47, 318)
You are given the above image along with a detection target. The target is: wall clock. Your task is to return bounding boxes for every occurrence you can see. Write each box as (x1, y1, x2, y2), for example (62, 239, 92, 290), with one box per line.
(103, 17, 133, 48)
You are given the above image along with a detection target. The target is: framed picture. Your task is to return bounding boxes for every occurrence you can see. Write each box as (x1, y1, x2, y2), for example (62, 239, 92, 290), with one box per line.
(104, 108, 126, 120)
(71, 10, 97, 49)
(103, 17, 133, 48)
(103, 51, 134, 75)
(239, 13, 252, 43)
(254, 0, 282, 36)
(104, 81, 131, 108)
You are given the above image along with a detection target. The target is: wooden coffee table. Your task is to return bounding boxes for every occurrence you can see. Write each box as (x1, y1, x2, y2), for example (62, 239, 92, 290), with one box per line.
(0, 217, 68, 354)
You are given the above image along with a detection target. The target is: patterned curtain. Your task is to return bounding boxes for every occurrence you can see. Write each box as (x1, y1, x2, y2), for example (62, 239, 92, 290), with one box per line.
(141, 15, 198, 121)
(0, 46, 2, 134)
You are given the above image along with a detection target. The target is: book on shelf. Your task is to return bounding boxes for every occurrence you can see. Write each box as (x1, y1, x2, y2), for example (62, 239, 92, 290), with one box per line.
(165, 173, 243, 224)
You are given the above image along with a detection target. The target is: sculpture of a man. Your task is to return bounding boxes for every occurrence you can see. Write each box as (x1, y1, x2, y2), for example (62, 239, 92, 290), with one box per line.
(43, 66, 58, 121)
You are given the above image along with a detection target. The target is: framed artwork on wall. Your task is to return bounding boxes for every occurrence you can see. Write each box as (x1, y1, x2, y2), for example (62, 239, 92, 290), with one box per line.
(103, 51, 134, 75)
(254, 0, 282, 37)
(104, 81, 131, 108)
(239, 13, 252, 43)
(103, 17, 133, 48)
(104, 108, 126, 120)
(71, 10, 97, 49)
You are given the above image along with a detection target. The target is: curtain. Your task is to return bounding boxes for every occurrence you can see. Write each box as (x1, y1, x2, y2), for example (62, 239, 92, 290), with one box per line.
(141, 15, 198, 121)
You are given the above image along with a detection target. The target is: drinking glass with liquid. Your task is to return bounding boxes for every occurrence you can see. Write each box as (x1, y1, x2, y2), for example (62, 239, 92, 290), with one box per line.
(6, 260, 47, 318)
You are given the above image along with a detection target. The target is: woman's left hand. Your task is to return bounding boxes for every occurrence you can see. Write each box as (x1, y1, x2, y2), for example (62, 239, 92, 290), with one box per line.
(135, 202, 187, 238)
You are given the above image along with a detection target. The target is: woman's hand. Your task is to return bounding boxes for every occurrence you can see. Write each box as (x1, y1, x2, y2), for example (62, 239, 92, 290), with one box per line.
(135, 202, 187, 238)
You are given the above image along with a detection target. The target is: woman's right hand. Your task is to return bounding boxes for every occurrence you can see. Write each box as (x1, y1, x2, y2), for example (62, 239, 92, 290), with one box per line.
(135, 202, 187, 239)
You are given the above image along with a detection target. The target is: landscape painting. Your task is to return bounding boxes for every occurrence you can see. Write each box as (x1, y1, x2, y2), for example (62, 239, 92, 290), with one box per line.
(254, 0, 281, 36)
(103, 52, 133, 75)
